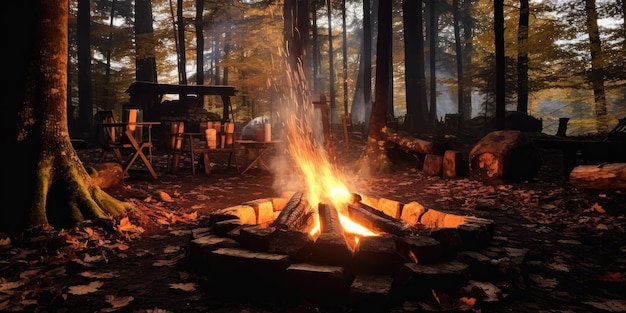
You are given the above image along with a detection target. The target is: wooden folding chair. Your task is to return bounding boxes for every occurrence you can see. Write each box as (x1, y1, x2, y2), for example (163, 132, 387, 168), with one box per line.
(167, 121, 186, 173)
(96, 110, 132, 163)
(189, 121, 240, 175)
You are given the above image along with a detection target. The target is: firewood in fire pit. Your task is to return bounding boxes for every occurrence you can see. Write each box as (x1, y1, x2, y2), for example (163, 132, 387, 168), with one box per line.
(310, 203, 356, 265)
(271, 190, 311, 230)
(347, 202, 415, 236)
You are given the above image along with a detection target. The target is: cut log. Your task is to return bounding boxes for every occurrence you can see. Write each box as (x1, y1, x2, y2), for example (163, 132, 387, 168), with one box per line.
(318, 202, 344, 234)
(443, 150, 464, 178)
(347, 202, 415, 236)
(469, 130, 541, 183)
(271, 190, 310, 230)
(382, 126, 436, 155)
(310, 203, 354, 265)
(569, 163, 626, 190)
(423, 154, 443, 176)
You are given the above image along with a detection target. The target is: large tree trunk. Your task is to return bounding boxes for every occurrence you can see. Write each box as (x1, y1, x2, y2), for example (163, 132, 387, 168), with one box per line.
(135, 0, 158, 82)
(3, 0, 133, 234)
(403, 0, 428, 133)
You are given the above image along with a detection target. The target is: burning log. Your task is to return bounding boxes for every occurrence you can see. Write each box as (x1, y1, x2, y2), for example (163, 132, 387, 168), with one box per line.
(310, 203, 355, 265)
(271, 190, 310, 230)
(347, 202, 415, 236)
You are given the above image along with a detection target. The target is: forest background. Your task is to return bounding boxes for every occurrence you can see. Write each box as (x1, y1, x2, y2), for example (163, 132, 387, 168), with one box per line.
(68, 0, 625, 141)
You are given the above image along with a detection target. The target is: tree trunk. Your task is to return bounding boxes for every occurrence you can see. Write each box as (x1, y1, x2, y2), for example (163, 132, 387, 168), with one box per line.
(77, 0, 94, 140)
(494, 0, 506, 130)
(584, 0, 609, 134)
(461, 0, 473, 121)
(195, 0, 205, 86)
(403, 0, 428, 134)
(177, 0, 187, 85)
(427, 0, 438, 127)
(453, 0, 465, 123)
(3, 0, 134, 234)
(516, 0, 529, 114)
(357, 0, 393, 175)
(135, 0, 158, 82)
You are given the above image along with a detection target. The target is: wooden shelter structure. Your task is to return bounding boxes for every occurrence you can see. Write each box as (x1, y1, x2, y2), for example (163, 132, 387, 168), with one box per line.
(125, 81, 238, 123)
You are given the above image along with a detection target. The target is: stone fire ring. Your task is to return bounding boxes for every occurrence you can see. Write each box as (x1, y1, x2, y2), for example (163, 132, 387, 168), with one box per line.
(184, 192, 524, 310)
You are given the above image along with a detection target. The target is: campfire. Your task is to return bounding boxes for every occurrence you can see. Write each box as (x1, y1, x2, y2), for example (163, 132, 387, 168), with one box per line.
(183, 64, 514, 310)
(184, 188, 499, 309)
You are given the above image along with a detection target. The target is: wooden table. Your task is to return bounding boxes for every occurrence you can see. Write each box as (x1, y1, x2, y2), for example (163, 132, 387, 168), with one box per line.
(235, 140, 282, 175)
(102, 121, 160, 179)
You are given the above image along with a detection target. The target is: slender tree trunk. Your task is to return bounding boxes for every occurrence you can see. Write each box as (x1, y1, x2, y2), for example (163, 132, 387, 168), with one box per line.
(104, 0, 117, 111)
(361, 0, 392, 173)
(177, 0, 187, 85)
(312, 9, 322, 96)
(453, 0, 465, 121)
(78, 0, 93, 140)
(327, 0, 338, 124)
(584, 0, 609, 134)
(362, 0, 373, 127)
(494, 0, 506, 130)
(196, 0, 204, 86)
(342, 0, 348, 118)
(461, 0, 473, 121)
(516, 0, 529, 114)
(427, 0, 438, 127)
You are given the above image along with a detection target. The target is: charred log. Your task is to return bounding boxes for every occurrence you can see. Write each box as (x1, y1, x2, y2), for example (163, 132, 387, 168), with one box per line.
(310, 203, 355, 265)
(347, 202, 414, 236)
(272, 190, 309, 230)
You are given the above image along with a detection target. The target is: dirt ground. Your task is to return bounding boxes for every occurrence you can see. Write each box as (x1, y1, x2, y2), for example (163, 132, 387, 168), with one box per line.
(1, 137, 625, 313)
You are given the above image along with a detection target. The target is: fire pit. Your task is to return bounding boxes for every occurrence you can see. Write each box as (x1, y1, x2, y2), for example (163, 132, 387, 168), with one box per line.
(183, 190, 522, 310)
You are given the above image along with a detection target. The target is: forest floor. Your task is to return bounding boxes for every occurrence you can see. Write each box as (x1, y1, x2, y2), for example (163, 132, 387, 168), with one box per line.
(1, 134, 625, 313)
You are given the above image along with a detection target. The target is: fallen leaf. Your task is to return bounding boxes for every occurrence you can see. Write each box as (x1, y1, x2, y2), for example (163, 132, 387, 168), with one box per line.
(582, 299, 626, 312)
(0, 237, 11, 246)
(117, 217, 145, 234)
(68, 281, 104, 295)
(153, 259, 178, 267)
(0, 279, 28, 294)
(590, 202, 606, 213)
(169, 283, 197, 292)
(546, 262, 570, 272)
(79, 271, 118, 279)
(159, 191, 174, 202)
(104, 295, 134, 308)
(83, 253, 105, 263)
(529, 273, 558, 288)
(163, 245, 180, 254)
